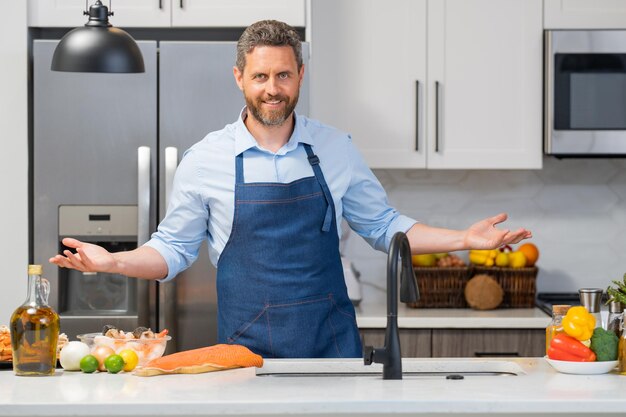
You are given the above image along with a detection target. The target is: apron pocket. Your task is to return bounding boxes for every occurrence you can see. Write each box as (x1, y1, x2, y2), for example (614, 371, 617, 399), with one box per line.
(266, 293, 357, 358)
(225, 294, 361, 358)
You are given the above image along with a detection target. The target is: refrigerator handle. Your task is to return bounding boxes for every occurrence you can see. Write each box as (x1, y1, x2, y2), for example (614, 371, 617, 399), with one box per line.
(165, 147, 179, 210)
(137, 146, 151, 331)
(137, 146, 151, 245)
(162, 147, 179, 352)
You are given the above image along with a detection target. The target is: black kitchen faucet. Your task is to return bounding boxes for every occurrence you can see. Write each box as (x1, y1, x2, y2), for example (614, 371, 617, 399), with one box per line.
(363, 232, 419, 379)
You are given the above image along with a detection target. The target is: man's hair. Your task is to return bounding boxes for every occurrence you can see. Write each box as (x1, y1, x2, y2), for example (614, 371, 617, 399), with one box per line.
(236, 20, 302, 72)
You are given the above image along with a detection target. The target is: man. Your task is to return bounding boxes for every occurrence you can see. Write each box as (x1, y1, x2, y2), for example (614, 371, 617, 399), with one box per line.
(50, 20, 531, 358)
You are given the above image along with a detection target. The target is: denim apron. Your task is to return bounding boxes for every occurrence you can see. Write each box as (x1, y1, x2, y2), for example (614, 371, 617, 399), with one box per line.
(216, 144, 362, 358)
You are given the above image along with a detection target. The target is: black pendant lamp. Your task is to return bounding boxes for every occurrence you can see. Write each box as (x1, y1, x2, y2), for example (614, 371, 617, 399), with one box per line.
(51, 0, 145, 73)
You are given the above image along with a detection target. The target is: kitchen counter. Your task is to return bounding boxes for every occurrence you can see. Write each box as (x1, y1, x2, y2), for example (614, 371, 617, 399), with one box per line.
(1, 358, 625, 417)
(355, 282, 551, 329)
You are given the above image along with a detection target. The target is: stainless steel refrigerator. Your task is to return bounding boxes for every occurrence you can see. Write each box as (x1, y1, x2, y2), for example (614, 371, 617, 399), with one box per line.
(32, 39, 310, 352)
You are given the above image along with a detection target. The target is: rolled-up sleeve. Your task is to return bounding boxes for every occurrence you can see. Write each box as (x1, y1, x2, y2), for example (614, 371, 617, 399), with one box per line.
(144, 149, 209, 282)
(341, 139, 417, 252)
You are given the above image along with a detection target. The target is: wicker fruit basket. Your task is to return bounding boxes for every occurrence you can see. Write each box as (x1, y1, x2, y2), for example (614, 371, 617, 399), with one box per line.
(471, 266, 538, 308)
(407, 267, 471, 308)
(406, 266, 538, 309)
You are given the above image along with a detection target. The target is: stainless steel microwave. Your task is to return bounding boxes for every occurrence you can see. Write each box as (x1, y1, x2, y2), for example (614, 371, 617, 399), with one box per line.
(545, 30, 626, 156)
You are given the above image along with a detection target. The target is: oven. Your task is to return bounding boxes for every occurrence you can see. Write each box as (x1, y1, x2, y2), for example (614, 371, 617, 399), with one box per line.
(545, 30, 626, 156)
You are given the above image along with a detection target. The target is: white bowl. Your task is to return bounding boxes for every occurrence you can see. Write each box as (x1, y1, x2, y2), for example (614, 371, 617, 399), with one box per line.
(77, 332, 171, 366)
(544, 356, 618, 375)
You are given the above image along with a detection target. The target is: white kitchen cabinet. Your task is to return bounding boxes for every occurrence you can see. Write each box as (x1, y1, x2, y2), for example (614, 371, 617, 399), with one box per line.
(310, 0, 543, 169)
(27, 0, 305, 28)
(310, 0, 427, 168)
(28, 0, 171, 27)
(545, 0, 626, 29)
(171, 0, 305, 27)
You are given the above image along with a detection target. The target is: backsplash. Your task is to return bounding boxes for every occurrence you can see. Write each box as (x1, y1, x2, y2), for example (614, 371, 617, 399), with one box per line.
(341, 157, 626, 294)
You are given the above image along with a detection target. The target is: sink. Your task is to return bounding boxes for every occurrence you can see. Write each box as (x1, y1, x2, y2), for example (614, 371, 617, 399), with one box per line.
(256, 358, 525, 379)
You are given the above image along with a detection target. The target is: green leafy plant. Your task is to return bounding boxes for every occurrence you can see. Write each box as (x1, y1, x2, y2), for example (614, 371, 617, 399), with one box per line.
(606, 273, 626, 305)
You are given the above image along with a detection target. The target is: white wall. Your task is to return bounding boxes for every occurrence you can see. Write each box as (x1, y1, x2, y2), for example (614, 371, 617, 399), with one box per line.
(0, 0, 28, 323)
(343, 158, 626, 295)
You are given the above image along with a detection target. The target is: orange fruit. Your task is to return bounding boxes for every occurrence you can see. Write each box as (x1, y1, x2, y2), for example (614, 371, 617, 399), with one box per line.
(518, 243, 539, 267)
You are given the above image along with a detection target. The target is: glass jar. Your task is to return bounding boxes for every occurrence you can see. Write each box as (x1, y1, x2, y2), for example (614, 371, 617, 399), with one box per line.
(546, 304, 571, 355)
(620, 312, 626, 375)
(9, 265, 60, 376)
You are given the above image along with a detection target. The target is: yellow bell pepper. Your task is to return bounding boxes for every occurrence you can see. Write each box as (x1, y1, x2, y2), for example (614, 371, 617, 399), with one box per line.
(562, 306, 596, 341)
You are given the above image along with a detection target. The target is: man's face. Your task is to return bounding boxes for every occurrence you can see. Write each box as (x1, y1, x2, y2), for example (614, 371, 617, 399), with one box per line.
(234, 46, 304, 127)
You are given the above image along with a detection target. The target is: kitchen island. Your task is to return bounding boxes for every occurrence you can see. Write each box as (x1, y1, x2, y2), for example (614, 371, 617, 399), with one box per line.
(0, 357, 625, 417)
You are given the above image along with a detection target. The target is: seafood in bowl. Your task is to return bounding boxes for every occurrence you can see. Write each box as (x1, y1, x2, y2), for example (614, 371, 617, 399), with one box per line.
(78, 326, 170, 366)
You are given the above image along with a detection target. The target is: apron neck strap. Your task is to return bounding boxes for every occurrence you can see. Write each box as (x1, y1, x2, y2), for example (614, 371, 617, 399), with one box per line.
(304, 144, 334, 232)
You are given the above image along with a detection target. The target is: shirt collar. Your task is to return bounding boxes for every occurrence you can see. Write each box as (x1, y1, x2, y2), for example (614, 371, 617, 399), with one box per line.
(234, 107, 313, 156)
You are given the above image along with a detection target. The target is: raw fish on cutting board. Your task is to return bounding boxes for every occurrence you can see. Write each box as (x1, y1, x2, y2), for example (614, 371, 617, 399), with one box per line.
(134, 344, 263, 377)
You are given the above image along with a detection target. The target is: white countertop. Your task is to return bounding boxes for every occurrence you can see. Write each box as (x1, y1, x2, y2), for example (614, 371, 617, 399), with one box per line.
(355, 282, 551, 329)
(1, 358, 625, 417)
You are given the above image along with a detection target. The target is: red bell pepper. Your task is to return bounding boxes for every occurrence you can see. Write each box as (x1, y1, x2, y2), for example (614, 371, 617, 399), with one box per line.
(547, 333, 596, 362)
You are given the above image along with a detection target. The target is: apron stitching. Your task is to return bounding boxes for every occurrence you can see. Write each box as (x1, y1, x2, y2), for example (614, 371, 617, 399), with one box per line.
(236, 192, 323, 205)
(326, 295, 343, 357)
(238, 177, 314, 187)
(265, 312, 274, 358)
(331, 299, 359, 324)
(267, 297, 329, 309)
(229, 306, 267, 343)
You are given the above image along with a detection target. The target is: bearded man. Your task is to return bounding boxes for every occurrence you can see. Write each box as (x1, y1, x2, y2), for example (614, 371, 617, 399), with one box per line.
(51, 20, 531, 358)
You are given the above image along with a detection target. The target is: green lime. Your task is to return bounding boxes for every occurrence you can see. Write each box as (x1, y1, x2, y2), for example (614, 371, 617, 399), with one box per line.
(104, 354, 125, 374)
(79, 355, 99, 373)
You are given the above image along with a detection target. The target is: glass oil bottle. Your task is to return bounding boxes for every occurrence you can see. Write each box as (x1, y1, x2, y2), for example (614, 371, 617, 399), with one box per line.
(546, 304, 571, 355)
(10, 265, 60, 376)
(620, 311, 626, 375)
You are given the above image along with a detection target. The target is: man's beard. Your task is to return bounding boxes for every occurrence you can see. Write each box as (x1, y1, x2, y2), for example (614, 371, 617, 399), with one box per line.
(245, 91, 299, 127)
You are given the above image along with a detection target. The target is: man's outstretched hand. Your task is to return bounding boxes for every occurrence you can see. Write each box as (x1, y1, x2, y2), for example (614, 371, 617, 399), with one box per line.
(49, 238, 117, 273)
(464, 213, 532, 250)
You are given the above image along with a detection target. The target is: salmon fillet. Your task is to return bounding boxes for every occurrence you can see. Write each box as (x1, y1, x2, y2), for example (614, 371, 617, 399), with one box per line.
(133, 344, 263, 377)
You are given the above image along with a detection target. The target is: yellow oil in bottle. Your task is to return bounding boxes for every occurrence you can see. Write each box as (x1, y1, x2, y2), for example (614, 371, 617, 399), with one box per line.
(10, 265, 60, 376)
(546, 304, 570, 355)
(546, 326, 560, 354)
(617, 311, 626, 375)
(10, 305, 59, 375)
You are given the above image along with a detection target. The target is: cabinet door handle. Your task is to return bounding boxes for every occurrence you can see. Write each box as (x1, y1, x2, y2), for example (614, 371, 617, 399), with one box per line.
(159, 0, 162, 9)
(180, 0, 184, 8)
(435, 81, 441, 153)
(415, 80, 420, 152)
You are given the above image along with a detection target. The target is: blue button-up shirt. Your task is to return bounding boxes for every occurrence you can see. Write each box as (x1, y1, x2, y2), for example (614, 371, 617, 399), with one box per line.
(145, 110, 417, 281)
